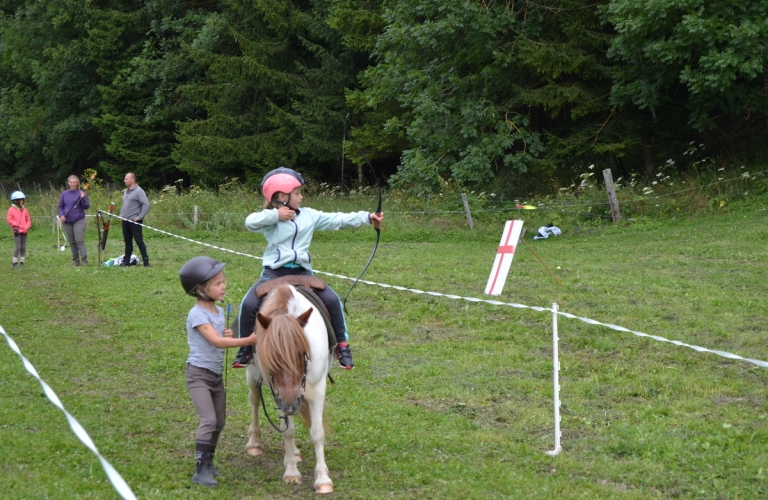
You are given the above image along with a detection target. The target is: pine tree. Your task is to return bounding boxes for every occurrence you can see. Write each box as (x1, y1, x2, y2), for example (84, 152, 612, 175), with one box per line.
(96, 2, 215, 186)
(173, 0, 367, 185)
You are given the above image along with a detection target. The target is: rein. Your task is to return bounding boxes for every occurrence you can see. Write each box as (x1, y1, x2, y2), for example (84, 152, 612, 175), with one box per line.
(256, 352, 309, 433)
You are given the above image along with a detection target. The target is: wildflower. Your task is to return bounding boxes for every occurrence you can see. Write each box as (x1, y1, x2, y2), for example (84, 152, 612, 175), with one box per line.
(652, 181, 658, 185)
(741, 172, 750, 178)
(717, 167, 725, 171)
(588, 164, 594, 170)
(699, 144, 704, 148)
(689, 141, 695, 145)
(656, 172, 663, 177)
(740, 166, 745, 169)
(84, 183, 90, 190)
(491, 193, 496, 197)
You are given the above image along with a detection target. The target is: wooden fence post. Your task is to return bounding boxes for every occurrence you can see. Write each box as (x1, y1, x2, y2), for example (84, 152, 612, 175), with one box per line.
(461, 193, 474, 230)
(51, 205, 55, 234)
(193, 205, 199, 226)
(602, 168, 622, 223)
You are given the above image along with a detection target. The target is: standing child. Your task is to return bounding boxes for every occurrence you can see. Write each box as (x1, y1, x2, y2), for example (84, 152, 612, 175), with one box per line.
(180, 256, 257, 487)
(232, 167, 384, 370)
(6, 191, 31, 268)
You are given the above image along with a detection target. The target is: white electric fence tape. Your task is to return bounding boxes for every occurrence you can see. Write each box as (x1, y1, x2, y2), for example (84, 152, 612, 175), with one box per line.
(104, 212, 768, 369)
(0, 325, 137, 500)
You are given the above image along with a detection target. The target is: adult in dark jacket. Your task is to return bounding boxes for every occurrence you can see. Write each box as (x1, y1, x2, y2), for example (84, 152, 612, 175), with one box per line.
(120, 172, 151, 267)
(58, 175, 90, 266)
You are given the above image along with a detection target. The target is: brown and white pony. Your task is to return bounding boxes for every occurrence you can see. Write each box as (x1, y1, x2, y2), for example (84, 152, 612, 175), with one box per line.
(245, 284, 334, 494)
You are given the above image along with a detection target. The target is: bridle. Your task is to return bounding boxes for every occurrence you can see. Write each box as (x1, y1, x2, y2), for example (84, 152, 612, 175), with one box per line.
(256, 352, 309, 433)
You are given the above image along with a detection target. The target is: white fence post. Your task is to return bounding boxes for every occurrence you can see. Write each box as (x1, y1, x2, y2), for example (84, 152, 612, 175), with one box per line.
(546, 302, 562, 457)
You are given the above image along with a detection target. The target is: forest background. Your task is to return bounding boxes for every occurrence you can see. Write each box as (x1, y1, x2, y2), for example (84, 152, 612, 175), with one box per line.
(2, 0, 768, 196)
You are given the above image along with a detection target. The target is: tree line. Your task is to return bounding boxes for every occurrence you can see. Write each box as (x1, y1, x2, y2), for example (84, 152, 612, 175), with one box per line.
(1, 0, 767, 193)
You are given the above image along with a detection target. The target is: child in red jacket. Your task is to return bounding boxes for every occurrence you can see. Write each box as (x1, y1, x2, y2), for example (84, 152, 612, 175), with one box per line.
(7, 191, 31, 268)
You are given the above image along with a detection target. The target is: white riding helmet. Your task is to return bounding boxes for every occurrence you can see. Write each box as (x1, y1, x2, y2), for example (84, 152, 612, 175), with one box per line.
(10, 191, 25, 201)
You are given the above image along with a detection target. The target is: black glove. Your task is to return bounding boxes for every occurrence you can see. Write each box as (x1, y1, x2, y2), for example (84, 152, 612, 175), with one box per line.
(13, 229, 19, 236)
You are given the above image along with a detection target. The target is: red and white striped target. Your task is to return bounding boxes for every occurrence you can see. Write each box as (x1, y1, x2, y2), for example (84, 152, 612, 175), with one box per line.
(484, 220, 524, 296)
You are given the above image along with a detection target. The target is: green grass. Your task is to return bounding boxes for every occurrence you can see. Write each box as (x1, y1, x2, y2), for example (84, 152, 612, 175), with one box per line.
(1, 199, 767, 499)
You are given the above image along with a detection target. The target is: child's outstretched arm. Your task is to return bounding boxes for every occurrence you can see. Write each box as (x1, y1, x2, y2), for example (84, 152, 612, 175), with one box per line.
(197, 323, 257, 348)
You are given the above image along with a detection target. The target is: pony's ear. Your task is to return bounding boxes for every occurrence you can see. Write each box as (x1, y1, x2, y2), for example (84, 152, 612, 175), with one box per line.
(256, 312, 271, 330)
(296, 307, 313, 327)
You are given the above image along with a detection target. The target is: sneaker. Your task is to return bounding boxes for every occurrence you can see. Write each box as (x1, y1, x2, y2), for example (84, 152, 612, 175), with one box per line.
(19, 262, 24, 268)
(12, 262, 17, 268)
(81, 259, 89, 266)
(335, 343, 354, 370)
(232, 347, 252, 368)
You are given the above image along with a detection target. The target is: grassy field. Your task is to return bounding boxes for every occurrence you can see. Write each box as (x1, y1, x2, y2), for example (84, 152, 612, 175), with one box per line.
(0, 196, 767, 499)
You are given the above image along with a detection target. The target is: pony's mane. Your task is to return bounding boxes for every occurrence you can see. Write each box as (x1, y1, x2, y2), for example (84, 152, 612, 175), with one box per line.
(256, 285, 311, 378)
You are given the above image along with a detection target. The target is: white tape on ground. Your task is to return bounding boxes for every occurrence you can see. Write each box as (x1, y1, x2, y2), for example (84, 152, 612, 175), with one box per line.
(104, 212, 768, 369)
(0, 325, 137, 500)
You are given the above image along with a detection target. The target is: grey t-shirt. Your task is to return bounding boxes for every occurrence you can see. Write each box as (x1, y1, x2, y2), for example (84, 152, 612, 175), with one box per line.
(186, 304, 225, 374)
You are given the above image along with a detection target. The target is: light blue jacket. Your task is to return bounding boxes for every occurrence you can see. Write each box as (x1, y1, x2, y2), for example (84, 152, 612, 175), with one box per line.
(246, 207, 371, 271)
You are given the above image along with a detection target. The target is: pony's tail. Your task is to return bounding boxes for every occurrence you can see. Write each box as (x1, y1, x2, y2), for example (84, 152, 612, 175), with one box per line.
(298, 399, 331, 435)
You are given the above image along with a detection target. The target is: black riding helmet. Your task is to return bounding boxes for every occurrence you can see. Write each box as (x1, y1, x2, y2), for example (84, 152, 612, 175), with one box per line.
(180, 256, 226, 300)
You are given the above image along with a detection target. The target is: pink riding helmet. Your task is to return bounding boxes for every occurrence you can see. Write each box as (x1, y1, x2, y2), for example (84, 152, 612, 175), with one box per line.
(261, 167, 305, 202)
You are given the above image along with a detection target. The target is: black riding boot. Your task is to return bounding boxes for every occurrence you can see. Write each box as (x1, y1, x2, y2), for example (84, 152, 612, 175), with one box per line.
(192, 441, 218, 487)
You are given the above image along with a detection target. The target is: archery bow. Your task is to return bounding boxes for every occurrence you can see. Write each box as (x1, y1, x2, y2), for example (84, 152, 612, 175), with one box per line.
(341, 113, 382, 313)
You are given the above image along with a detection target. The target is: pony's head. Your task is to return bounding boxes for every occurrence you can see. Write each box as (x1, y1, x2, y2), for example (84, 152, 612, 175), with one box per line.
(255, 289, 313, 416)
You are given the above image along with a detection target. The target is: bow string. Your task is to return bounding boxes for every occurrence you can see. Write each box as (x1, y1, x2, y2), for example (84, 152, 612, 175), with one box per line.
(341, 113, 383, 313)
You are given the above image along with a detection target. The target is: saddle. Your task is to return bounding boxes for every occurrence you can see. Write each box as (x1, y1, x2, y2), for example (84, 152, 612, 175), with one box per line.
(255, 276, 337, 350)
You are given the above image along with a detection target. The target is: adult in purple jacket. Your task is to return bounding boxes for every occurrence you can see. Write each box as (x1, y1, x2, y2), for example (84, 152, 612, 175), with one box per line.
(58, 175, 90, 266)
